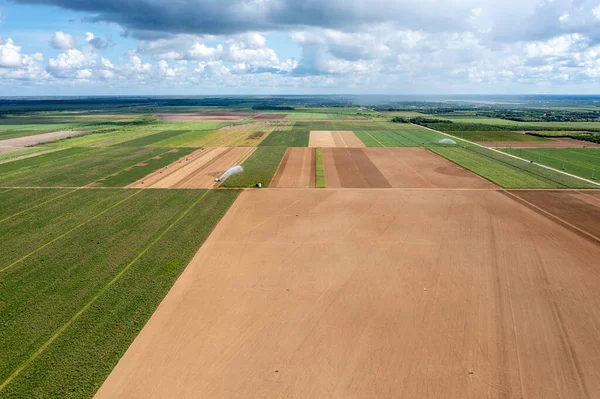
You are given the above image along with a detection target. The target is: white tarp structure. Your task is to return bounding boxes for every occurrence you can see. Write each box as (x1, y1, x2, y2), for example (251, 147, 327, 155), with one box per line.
(438, 138, 457, 145)
(215, 165, 243, 182)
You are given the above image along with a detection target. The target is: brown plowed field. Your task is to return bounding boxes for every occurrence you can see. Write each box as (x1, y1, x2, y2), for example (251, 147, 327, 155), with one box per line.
(129, 147, 255, 188)
(271, 148, 315, 188)
(478, 138, 600, 148)
(96, 189, 600, 399)
(322, 147, 496, 188)
(323, 148, 391, 188)
(506, 190, 600, 241)
(155, 113, 252, 122)
(309, 131, 365, 147)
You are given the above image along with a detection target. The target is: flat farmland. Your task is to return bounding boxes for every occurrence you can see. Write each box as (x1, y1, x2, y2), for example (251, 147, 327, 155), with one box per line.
(321, 147, 495, 188)
(0, 188, 240, 398)
(96, 189, 600, 399)
(0, 146, 195, 187)
(154, 123, 272, 147)
(506, 190, 600, 240)
(130, 147, 255, 189)
(354, 128, 450, 147)
(221, 146, 287, 188)
(481, 138, 600, 148)
(501, 148, 600, 181)
(308, 131, 365, 147)
(155, 113, 252, 122)
(271, 147, 315, 188)
(431, 146, 598, 189)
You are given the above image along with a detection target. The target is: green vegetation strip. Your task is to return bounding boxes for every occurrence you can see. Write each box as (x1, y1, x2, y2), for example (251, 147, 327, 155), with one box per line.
(221, 146, 288, 187)
(0, 189, 240, 397)
(115, 130, 190, 147)
(502, 148, 600, 181)
(315, 147, 325, 188)
(431, 146, 597, 189)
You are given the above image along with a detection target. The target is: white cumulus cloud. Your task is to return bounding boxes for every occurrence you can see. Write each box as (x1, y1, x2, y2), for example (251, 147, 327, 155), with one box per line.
(51, 31, 75, 50)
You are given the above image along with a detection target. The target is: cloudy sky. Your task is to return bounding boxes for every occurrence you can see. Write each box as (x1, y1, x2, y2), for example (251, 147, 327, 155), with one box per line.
(1, 0, 600, 95)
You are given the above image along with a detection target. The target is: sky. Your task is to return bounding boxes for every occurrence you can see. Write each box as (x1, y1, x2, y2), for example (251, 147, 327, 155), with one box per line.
(1, 0, 600, 95)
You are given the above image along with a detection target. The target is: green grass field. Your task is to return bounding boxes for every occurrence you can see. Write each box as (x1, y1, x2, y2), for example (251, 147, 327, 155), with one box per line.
(0, 147, 190, 187)
(431, 146, 597, 189)
(502, 148, 600, 181)
(0, 188, 240, 398)
(220, 146, 287, 187)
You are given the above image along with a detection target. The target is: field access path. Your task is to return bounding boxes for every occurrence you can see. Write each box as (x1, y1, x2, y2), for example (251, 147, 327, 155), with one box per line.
(97, 188, 600, 399)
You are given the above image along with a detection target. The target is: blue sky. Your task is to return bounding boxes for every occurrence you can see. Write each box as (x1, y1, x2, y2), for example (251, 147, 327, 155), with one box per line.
(2, 0, 600, 95)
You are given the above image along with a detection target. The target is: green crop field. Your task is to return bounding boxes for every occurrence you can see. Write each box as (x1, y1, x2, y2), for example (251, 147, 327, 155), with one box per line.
(315, 147, 325, 188)
(286, 112, 329, 119)
(0, 148, 56, 163)
(0, 147, 190, 187)
(221, 146, 287, 187)
(0, 188, 240, 398)
(355, 128, 452, 147)
(116, 130, 190, 147)
(258, 127, 309, 146)
(502, 148, 600, 181)
(431, 146, 598, 189)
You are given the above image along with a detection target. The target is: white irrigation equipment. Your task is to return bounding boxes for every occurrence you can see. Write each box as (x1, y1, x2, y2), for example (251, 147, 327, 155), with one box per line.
(215, 165, 243, 182)
(438, 138, 457, 145)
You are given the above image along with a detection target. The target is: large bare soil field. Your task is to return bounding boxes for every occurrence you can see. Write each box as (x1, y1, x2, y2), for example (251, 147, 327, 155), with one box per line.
(322, 147, 496, 188)
(271, 147, 315, 188)
(155, 113, 252, 122)
(309, 130, 365, 147)
(506, 190, 600, 241)
(478, 138, 600, 148)
(129, 147, 255, 188)
(96, 189, 600, 399)
(0, 130, 89, 148)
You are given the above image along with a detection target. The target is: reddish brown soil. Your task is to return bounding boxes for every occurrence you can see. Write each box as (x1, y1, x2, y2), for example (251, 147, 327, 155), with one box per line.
(323, 148, 391, 188)
(96, 189, 600, 399)
(271, 148, 315, 188)
(254, 114, 288, 120)
(478, 138, 600, 148)
(129, 147, 255, 188)
(506, 190, 600, 241)
(0, 130, 88, 148)
(322, 147, 496, 188)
